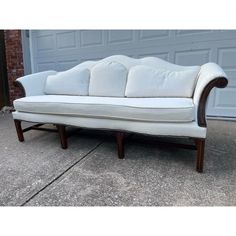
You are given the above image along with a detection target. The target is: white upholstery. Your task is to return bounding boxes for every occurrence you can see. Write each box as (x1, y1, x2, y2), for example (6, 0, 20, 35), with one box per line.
(125, 65, 200, 98)
(89, 61, 128, 97)
(14, 95, 195, 123)
(44, 69, 90, 96)
(16, 55, 200, 97)
(16, 71, 57, 96)
(13, 55, 228, 139)
(92, 55, 200, 71)
(193, 63, 227, 106)
(12, 111, 207, 138)
(193, 63, 227, 122)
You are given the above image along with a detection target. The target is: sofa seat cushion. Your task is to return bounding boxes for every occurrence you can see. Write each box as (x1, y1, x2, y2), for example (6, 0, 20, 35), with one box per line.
(14, 95, 195, 122)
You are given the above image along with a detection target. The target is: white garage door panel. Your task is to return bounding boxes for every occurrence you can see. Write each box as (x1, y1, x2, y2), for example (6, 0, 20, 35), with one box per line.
(80, 30, 103, 47)
(29, 30, 236, 118)
(207, 45, 236, 117)
(57, 31, 76, 49)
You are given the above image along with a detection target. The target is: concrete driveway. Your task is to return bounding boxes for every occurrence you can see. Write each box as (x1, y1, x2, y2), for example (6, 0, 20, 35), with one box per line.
(0, 114, 236, 206)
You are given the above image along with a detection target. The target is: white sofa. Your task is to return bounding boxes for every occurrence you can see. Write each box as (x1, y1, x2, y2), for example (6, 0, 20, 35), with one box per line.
(12, 55, 228, 172)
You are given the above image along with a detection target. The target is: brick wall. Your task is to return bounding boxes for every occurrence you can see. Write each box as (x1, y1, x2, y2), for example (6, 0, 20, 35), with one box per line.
(4, 30, 24, 104)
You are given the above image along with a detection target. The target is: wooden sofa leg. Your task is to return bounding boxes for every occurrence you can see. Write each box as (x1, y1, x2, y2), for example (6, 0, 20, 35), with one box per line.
(116, 132, 125, 159)
(56, 125, 68, 149)
(195, 139, 205, 173)
(14, 119, 24, 142)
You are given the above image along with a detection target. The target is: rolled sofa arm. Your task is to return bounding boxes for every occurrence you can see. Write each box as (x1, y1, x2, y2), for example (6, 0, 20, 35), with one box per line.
(14, 70, 57, 97)
(193, 63, 228, 127)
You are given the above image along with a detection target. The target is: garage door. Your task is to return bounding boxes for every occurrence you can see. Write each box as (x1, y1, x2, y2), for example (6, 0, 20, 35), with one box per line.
(28, 30, 236, 118)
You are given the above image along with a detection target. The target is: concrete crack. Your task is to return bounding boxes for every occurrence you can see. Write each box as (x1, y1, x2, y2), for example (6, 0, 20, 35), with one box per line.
(20, 140, 104, 206)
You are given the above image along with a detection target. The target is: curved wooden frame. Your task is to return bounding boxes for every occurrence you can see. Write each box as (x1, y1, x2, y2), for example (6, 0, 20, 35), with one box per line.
(13, 80, 26, 97)
(197, 77, 228, 127)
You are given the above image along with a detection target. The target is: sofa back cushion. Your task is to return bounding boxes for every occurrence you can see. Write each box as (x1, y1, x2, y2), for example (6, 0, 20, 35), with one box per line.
(125, 65, 200, 98)
(44, 69, 90, 96)
(89, 61, 128, 97)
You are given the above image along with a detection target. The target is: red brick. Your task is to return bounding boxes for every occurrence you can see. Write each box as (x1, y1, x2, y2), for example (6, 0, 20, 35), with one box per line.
(4, 30, 24, 104)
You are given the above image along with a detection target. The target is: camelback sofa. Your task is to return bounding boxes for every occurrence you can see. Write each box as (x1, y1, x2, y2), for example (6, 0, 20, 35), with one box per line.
(12, 55, 228, 172)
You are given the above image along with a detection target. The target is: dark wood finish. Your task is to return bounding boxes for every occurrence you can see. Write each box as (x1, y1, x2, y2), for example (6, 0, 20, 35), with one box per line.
(56, 125, 68, 149)
(12, 119, 207, 172)
(13, 80, 26, 97)
(14, 119, 24, 142)
(197, 77, 228, 127)
(22, 124, 57, 133)
(0, 30, 9, 107)
(22, 123, 43, 132)
(30, 127, 58, 132)
(155, 140, 197, 150)
(195, 139, 205, 173)
(116, 132, 124, 159)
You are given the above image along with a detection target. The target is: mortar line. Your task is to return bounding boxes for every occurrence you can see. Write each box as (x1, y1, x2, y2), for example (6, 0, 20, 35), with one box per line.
(20, 140, 104, 206)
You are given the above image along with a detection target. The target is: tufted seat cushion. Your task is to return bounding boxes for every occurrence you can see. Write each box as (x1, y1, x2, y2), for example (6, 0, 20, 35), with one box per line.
(14, 95, 195, 123)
